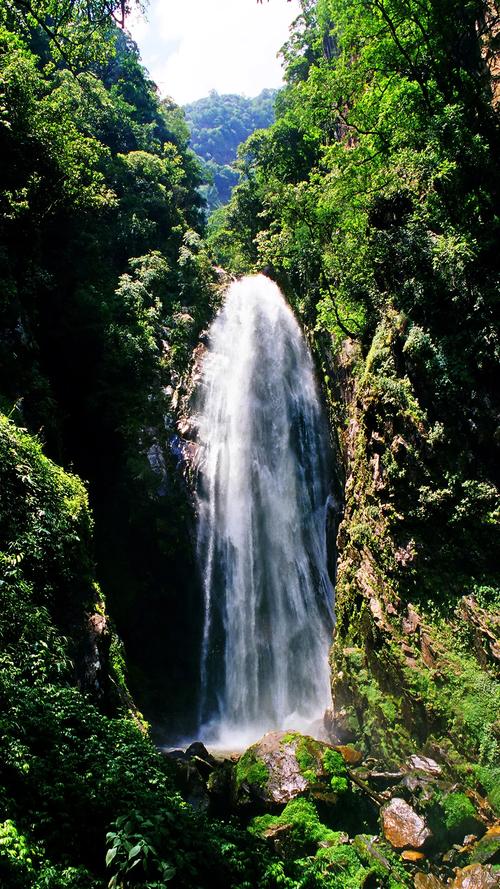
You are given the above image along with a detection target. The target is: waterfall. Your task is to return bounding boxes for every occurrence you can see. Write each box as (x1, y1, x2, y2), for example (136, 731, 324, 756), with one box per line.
(194, 275, 334, 748)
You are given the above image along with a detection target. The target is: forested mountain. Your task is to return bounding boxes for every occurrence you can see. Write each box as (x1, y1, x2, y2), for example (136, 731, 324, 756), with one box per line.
(184, 89, 277, 209)
(0, 0, 499, 887)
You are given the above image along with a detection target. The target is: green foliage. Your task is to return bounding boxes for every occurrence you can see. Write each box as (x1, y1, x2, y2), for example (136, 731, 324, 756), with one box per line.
(235, 748, 269, 788)
(106, 813, 176, 888)
(0, 0, 216, 730)
(441, 793, 477, 833)
(0, 414, 93, 610)
(250, 798, 342, 849)
(0, 414, 275, 889)
(321, 750, 348, 794)
(251, 799, 409, 889)
(184, 89, 277, 209)
(0, 819, 35, 884)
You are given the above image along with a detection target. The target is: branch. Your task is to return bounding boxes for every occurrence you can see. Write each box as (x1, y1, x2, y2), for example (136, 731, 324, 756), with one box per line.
(320, 273, 362, 340)
(370, 0, 434, 112)
(6, 0, 77, 72)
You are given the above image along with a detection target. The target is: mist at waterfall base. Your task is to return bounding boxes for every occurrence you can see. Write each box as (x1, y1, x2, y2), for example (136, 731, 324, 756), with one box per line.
(194, 275, 334, 750)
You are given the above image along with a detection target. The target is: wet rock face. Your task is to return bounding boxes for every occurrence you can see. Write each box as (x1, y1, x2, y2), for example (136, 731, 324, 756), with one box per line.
(381, 797, 432, 850)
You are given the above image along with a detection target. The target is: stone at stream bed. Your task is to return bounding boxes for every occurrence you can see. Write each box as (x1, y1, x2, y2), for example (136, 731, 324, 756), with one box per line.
(234, 730, 348, 807)
(450, 863, 500, 889)
(185, 741, 217, 765)
(401, 850, 426, 862)
(162, 742, 217, 812)
(405, 755, 443, 777)
(381, 797, 432, 850)
(414, 874, 445, 889)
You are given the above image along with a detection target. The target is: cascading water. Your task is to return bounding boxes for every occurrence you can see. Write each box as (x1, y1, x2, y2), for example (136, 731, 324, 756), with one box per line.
(195, 275, 334, 748)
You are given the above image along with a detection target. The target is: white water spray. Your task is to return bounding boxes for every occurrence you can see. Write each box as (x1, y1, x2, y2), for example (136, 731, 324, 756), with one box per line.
(195, 275, 334, 748)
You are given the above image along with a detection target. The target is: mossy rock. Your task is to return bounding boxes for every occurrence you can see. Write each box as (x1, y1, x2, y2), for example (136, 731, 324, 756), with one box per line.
(470, 826, 500, 865)
(426, 791, 485, 848)
(442, 793, 482, 840)
(249, 797, 349, 858)
(234, 730, 349, 808)
(235, 747, 270, 792)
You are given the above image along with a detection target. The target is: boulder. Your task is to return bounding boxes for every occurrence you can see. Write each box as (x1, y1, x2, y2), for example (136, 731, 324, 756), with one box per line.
(381, 798, 432, 850)
(206, 759, 234, 815)
(184, 741, 217, 779)
(234, 730, 348, 807)
(171, 759, 209, 812)
(451, 863, 499, 889)
(406, 755, 442, 777)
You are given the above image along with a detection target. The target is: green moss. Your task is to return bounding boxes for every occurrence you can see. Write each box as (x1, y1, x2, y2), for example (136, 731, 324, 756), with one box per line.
(488, 785, 500, 816)
(279, 733, 326, 785)
(323, 749, 349, 794)
(249, 798, 343, 849)
(295, 737, 321, 784)
(299, 840, 409, 889)
(353, 834, 411, 888)
(235, 748, 269, 788)
(330, 776, 349, 793)
(472, 765, 500, 815)
(247, 814, 275, 837)
(109, 635, 128, 695)
(314, 843, 368, 884)
(442, 793, 477, 831)
(322, 749, 345, 775)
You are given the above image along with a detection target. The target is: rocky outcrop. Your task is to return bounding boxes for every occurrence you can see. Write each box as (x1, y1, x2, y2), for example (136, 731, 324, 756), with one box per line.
(323, 313, 500, 808)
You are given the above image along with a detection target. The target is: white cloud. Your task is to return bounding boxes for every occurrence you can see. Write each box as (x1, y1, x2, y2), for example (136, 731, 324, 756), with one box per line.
(128, 0, 301, 104)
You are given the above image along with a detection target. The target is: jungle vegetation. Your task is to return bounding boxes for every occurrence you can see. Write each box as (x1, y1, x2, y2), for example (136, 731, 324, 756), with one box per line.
(184, 88, 277, 209)
(0, 0, 499, 887)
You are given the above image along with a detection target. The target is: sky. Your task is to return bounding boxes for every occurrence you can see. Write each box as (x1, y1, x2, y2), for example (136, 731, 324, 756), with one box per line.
(128, 0, 301, 106)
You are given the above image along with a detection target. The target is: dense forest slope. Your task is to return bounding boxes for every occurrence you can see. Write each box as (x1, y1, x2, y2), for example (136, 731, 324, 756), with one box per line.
(184, 89, 276, 209)
(0, 1, 217, 733)
(210, 0, 500, 801)
(0, 0, 499, 887)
